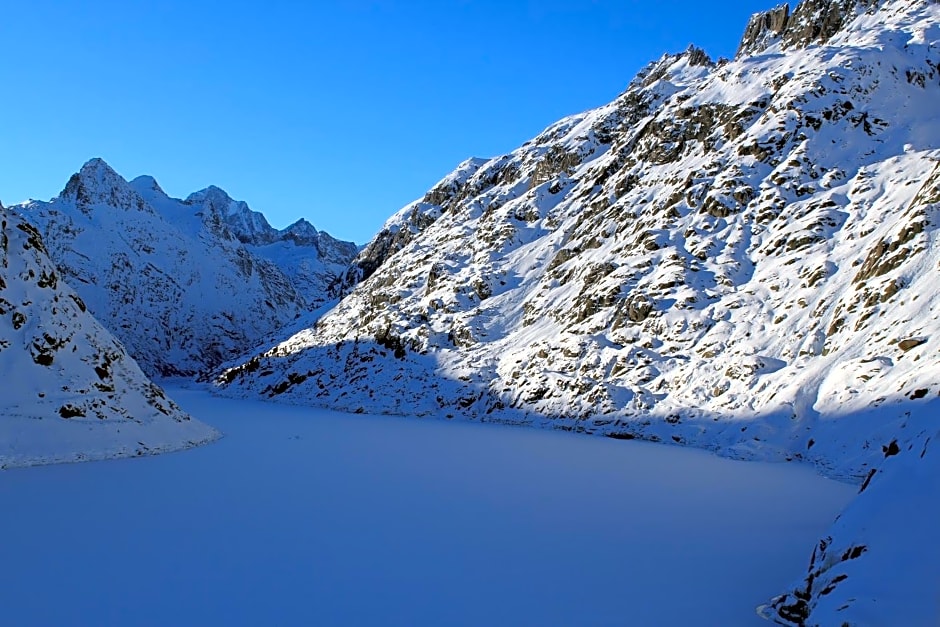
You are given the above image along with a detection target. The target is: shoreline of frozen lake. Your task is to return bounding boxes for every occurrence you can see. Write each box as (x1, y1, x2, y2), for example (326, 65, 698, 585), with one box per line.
(0, 387, 855, 626)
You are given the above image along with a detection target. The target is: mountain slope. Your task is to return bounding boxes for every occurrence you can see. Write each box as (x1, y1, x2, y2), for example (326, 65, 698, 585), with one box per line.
(0, 202, 218, 467)
(216, 1, 939, 622)
(762, 426, 939, 625)
(219, 0, 939, 476)
(16, 159, 356, 377)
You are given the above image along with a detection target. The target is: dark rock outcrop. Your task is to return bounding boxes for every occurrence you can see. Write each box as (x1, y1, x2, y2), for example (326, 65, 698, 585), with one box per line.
(737, 0, 883, 57)
(737, 3, 791, 56)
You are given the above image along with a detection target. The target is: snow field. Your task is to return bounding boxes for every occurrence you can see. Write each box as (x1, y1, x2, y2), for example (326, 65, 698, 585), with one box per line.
(0, 387, 853, 626)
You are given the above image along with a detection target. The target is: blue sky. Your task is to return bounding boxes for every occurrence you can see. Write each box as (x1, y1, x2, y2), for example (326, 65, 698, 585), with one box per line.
(2, 0, 772, 243)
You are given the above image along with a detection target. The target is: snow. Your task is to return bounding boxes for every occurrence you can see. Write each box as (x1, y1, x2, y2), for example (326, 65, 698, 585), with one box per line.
(762, 421, 940, 625)
(216, 0, 940, 481)
(0, 386, 854, 626)
(0, 204, 219, 467)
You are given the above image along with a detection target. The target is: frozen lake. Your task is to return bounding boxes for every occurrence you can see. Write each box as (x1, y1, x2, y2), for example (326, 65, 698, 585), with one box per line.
(0, 387, 855, 626)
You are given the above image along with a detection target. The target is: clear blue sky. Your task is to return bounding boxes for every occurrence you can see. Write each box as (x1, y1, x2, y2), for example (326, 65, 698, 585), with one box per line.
(2, 0, 772, 244)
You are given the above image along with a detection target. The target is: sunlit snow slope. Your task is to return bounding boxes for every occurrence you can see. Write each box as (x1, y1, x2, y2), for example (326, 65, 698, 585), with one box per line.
(0, 203, 218, 467)
(221, 0, 939, 480)
(217, 1, 940, 623)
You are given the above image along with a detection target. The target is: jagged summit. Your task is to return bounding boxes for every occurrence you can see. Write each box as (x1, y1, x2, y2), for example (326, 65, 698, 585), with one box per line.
(682, 44, 713, 67)
(610, 45, 718, 111)
(80, 156, 111, 173)
(185, 185, 275, 244)
(280, 218, 319, 246)
(181, 186, 351, 255)
(737, 3, 792, 56)
(60, 157, 149, 213)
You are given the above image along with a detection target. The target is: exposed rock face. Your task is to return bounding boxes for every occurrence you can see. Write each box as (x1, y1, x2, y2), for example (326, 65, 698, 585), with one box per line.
(16, 159, 356, 376)
(736, 0, 886, 57)
(184, 185, 281, 245)
(738, 3, 791, 56)
(783, 0, 869, 49)
(61, 157, 149, 213)
(762, 422, 940, 625)
(0, 202, 219, 467)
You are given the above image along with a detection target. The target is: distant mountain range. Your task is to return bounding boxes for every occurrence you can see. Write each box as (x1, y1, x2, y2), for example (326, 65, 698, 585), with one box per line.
(13, 158, 357, 377)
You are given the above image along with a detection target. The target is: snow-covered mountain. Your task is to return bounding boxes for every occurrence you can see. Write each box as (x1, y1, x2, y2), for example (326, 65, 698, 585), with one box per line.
(174, 183, 358, 301)
(0, 202, 218, 467)
(15, 159, 356, 377)
(216, 0, 940, 622)
(219, 0, 939, 478)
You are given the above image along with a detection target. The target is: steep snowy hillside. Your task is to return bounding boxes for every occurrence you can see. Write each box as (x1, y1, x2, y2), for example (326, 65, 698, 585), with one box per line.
(220, 0, 939, 476)
(763, 427, 939, 625)
(217, 1, 939, 622)
(16, 159, 356, 376)
(0, 202, 218, 468)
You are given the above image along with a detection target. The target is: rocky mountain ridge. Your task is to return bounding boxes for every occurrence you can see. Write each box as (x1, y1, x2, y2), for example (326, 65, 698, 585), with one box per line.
(220, 0, 939, 476)
(16, 159, 357, 377)
(179, 183, 355, 259)
(216, 0, 940, 623)
(0, 201, 218, 467)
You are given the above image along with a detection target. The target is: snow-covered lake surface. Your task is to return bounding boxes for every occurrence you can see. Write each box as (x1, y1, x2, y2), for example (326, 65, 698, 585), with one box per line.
(0, 387, 855, 626)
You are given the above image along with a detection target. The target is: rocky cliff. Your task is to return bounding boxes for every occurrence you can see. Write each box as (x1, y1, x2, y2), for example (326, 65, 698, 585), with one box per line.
(737, 0, 887, 56)
(0, 202, 218, 467)
(339, 157, 488, 292)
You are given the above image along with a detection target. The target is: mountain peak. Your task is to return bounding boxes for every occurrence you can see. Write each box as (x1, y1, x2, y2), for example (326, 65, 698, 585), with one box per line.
(78, 157, 121, 182)
(81, 156, 112, 171)
(737, 3, 791, 56)
(280, 218, 319, 246)
(129, 175, 167, 199)
(683, 44, 714, 67)
(185, 186, 279, 245)
(60, 158, 147, 213)
(186, 185, 234, 206)
(203, 184, 229, 197)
